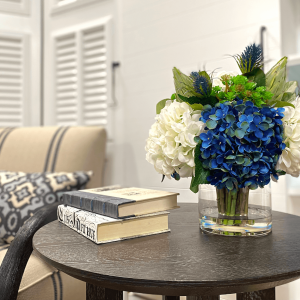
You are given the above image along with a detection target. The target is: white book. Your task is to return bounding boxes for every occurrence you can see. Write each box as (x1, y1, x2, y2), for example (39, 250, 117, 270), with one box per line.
(57, 205, 170, 244)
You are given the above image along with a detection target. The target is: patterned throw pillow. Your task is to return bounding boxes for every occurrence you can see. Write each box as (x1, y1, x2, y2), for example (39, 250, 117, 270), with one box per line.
(0, 171, 92, 243)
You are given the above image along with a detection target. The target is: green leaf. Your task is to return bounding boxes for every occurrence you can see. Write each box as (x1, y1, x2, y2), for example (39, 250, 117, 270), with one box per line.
(283, 81, 298, 94)
(254, 98, 266, 107)
(244, 68, 266, 87)
(244, 157, 251, 166)
(240, 121, 249, 131)
(203, 104, 212, 111)
(209, 114, 218, 120)
(173, 67, 202, 100)
(235, 128, 245, 139)
(171, 93, 176, 100)
(265, 117, 272, 123)
(265, 57, 298, 104)
(226, 155, 236, 160)
(225, 127, 235, 137)
(226, 180, 233, 190)
(178, 94, 202, 105)
(178, 94, 218, 107)
(273, 101, 295, 108)
(156, 99, 172, 114)
(190, 144, 210, 193)
(235, 104, 246, 112)
(253, 151, 261, 162)
(221, 176, 230, 183)
(236, 156, 245, 165)
(207, 120, 217, 129)
(173, 173, 180, 181)
(258, 122, 269, 130)
(266, 57, 287, 89)
(189, 103, 203, 110)
(276, 169, 286, 176)
(281, 92, 296, 103)
(194, 136, 201, 144)
(225, 114, 235, 123)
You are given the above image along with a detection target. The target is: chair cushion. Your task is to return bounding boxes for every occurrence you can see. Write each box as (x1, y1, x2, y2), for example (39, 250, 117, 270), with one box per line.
(0, 171, 92, 243)
(0, 126, 107, 188)
(0, 243, 85, 300)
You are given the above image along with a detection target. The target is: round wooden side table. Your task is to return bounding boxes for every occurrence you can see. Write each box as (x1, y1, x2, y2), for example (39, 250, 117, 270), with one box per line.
(33, 204, 300, 300)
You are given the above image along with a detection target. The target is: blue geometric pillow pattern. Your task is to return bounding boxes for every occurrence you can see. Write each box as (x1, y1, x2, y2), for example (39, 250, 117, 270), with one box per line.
(0, 171, 92, 243)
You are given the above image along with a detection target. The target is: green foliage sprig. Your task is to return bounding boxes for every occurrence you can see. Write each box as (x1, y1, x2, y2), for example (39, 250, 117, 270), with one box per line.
(155, 45, 297, 117)
(212, 74, 273, 107)
(266, 57, 297, 106)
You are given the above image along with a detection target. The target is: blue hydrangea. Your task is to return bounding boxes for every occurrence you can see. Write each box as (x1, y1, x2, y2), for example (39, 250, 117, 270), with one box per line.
(197, 99, 285, 190)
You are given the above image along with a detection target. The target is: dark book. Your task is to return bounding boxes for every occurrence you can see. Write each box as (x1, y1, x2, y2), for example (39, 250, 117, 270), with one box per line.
(61, 187, 179, 219)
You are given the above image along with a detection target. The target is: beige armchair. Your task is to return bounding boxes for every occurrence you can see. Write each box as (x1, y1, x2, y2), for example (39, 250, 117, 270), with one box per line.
(0, 126, 107, 300)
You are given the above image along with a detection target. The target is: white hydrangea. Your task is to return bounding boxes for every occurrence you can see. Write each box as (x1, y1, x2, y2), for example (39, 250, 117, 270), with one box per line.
(213, 70, 239, 90)
(276, 96, 300, 177)
(145, 100, 205, 179)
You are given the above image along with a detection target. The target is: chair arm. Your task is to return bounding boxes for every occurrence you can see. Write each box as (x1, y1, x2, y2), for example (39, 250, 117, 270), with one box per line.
(0, 202, 59, 300)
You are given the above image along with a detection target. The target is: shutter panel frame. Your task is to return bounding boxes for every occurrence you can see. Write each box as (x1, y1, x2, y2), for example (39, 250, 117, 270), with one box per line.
(51, 0, 101, 16)
(0, 0, 30, 15)
(0, 31, 30, 127)
(52, 17, 113, 136)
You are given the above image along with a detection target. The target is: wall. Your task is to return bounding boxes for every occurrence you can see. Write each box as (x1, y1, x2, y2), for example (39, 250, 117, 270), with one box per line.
(121, 0, 282, 203)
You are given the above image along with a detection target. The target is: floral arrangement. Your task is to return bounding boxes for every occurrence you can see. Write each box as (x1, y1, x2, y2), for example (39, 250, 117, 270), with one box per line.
(146, 44, 300, 200)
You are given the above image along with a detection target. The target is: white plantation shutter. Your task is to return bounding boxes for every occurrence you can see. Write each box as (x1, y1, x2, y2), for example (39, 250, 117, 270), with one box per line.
(55, 33, 77, 126)
(57, 0, 76, 6)
(0, 34, 28, 127)
(82, 25, 108, 126)
(0, 0, 30, 15)
(53, 19, 112, 129)
(52, 0, 99, 15)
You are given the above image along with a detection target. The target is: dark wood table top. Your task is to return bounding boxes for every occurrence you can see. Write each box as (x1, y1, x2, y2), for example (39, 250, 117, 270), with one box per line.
(33, 204, 300, 296)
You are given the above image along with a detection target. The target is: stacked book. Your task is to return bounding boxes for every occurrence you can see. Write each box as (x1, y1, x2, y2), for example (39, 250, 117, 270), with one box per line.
(57, 187, 179, 244)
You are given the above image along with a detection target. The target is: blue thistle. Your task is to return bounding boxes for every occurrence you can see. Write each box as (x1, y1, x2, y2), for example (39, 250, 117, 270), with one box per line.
(190, 71, 212, 96)
(234, 43, 263, 73)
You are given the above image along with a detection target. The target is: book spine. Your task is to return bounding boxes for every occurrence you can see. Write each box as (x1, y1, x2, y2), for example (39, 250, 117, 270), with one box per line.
(62, 193, 120, 218)
(57, 205, 171, 245)
(58, 205, 98, 244)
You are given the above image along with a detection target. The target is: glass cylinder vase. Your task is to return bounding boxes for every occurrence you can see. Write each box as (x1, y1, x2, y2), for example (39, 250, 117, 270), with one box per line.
(198, 184, 272, 236)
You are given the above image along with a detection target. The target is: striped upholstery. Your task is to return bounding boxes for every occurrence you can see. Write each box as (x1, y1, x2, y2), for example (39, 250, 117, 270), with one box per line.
(0, 244, 85, 300)
(0, 126, 107, 300)
(0, 126, 107, 188)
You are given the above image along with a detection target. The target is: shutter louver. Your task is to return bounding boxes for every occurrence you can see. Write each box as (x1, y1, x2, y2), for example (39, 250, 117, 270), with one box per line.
(0, 0, 29, 15)
(57, 0, 76, 6)
(82, 26, 108, 126)
(55, 33, 78, 126)
(53, 19, 112, 129)
(0, 35, 24, 127)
